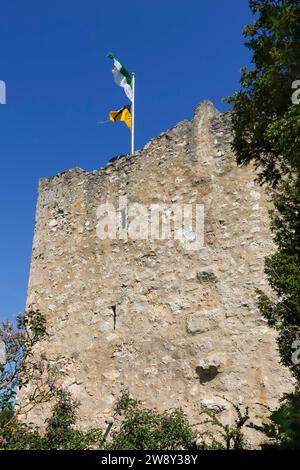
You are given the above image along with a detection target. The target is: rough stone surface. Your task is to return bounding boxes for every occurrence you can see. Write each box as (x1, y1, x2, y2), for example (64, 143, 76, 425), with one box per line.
(22, 101, 293, 446)
(200, 397, 229, 413)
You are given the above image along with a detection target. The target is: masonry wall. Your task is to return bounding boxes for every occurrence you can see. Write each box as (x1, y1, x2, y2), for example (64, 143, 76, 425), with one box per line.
(24, 101, 293, 446)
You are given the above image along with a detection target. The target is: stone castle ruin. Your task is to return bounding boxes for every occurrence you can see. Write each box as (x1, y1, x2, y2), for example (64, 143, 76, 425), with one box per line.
(24, 101, 292, 444)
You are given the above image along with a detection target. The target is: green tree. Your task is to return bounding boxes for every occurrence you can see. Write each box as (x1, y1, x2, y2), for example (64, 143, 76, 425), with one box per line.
(37, 390, 103, 450)
(227, 0, 300, 380)
(0, 311, 60, 424)
(0, 310, 60, 449)
(0, 312, 103, 450)
(0, 390, 104, 450)
(258, 181, 300, 380)
(250, 390, 300, 449)
(227, 0, 300, 449)
(227, 0, 300, 185)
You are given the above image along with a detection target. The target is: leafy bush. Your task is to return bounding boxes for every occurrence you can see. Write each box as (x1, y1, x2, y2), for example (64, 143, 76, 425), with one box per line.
(105, 391, 200, 450)
(250, 388, 300, 450)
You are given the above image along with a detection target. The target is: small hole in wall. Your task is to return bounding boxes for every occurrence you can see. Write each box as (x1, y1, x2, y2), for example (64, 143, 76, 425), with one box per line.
(196, 366, 218, 384)
(112, 306, 117, 330)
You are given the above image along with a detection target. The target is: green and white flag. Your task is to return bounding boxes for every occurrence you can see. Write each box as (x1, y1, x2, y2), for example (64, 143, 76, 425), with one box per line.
(108, 53, 133, 102)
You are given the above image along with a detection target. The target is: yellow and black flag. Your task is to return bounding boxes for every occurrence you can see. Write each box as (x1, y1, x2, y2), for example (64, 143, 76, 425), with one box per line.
(109, 105, 131, 129)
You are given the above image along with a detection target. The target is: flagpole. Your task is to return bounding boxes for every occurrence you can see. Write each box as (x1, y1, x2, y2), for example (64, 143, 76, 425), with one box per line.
(131, 72, 135, 155)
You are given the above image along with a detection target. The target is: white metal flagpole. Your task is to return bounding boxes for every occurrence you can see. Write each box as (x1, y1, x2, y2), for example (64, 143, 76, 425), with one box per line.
(131, 72, 135, 155)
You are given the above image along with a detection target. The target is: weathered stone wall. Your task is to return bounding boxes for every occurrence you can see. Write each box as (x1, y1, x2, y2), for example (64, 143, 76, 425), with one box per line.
(24, 101, 293, 445)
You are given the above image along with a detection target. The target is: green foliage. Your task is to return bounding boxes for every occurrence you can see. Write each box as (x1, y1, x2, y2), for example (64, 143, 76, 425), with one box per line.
(106, 392, 252, 450)
(228, 0, 300, 381)
(250, 388, 300, 449)
(0, 310, 103, 450)
(227, 0, 300, 450)
(0, 417, 41, 450)
(0, 390, 103, 450)
(201, 398, 250, 450)
(0, 313, 251, 450)
(0, 310, 60, 425)
(0, 388, 253, 451)
(257, 179, 300, 380)
(226, 0, 300, 186)
(38, 390, 103, 450)
(105, 390, 200, 450)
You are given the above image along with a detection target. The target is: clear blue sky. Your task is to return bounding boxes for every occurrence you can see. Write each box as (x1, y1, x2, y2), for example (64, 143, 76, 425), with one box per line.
(0, 0, 253, 321)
